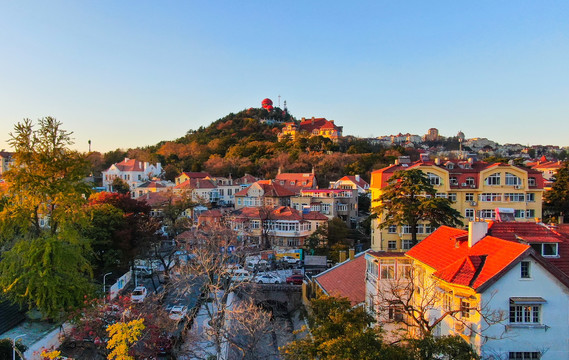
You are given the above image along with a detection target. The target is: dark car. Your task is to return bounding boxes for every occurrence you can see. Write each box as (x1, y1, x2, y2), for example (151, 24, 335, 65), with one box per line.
(286, 274, 304, 285)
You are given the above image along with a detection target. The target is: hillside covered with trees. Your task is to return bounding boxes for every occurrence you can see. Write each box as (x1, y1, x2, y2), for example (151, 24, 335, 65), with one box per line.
(89, 107, 415, 186)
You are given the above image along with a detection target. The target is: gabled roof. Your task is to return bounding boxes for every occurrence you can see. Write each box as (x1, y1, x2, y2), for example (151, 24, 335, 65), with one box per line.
(338, 175, 369, 188)
(406, 226, 531, 291)
(179, 172, 211, 179)
(174, 178, 216, 190)
(313, 251, 367, 306)
(275, 172, 316, 193)
(234, 180, 296, 197)
(298, 117, 341, 133)
(137, 180, 167, 189)
(140, 191, 172, 207)
(108, 158, 145, 172)
(489, 222, 569, 277)
(234, 174, 257, 185)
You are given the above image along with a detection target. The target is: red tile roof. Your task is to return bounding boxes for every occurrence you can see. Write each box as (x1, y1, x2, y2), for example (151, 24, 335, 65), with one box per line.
(489, 222, 569, 276)
(406, 226, 531, 291)
(180, 172, 211, 179)
(110, 158, 144, 172)
(138, 180, 166, 189)
(314, 252, 367, 306)
(298, 117, 341, 133)
(234, 180, 296, 197)
(229, 206, 326, 222)
(174, 178, 216, 190)
(275, 172, 316, 193)
(339, 175, 369, 188)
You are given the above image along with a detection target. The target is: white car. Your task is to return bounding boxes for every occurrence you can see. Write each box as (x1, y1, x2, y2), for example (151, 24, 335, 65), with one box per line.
(169, 305, 188, 321)
(281, 256, 300, 264)
(131, 286, 147, 303)
(254, 273, 281, 284)
(230, 269, 252, 282)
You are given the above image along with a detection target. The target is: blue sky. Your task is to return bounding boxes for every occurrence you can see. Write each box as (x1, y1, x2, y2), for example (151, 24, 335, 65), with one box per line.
(1, 1, 568, 153)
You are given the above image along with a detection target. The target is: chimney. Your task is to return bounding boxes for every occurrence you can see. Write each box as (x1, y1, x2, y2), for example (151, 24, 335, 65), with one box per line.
(339, 250, 347, 263)
(468, 221, 488, 247)
(355, 174, 360, 183)
(330, 120, 334, 124)
(468, 157, 474, 164)
(435, 158, 441, 165)
(277, 166, 282, 175)
(394, 159, 400, 165)
(349, 248, 355, 260)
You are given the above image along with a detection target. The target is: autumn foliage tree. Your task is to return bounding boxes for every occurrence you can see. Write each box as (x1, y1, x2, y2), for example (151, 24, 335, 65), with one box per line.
(0, 117, 93, 318)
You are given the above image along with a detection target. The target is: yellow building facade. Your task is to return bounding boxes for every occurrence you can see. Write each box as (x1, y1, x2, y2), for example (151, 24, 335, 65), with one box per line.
(370, 159, 545, 251)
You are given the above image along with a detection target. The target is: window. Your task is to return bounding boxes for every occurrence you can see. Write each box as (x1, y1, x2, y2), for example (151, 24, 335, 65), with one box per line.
(387, 240, 397, 250)
(398, 262, 412, 278)
(402, 225, 412, 234)
(479, 193, 502, 202)
(526, 193, 535, 202)
(388, 305, 404, 322)
(466, 177, 475, 185)
(416, 224, 424, 234)
(508, 352, 541, 360)
(531, 243, 558, 257)
(465, 193, 474, 202)
(480, 209, 496, 219)
(485, 172, 501, 185)
(521, 261, 531, 278)
(505, 172, 522, 186)
(450, 176, 458, 185)
(367, 260, 379, 278)
(424, 225, 434, 234)
(504, 193, 525, 202)
(514, 209, 526, 218)
(321, 204, 330, 214)
(435, 193, 447, 198)
(526, 209, 535, 218)
(401, 240, 412, 250)
(460, 300, 471, 319)
(510, 304, 541, 324)
(380, 261, 395, 279)
(448, 193, 457, 202)
(443, 292, 453, 311)
(427, 173, 441, 186)
(528, 177, 536, 187)
(465, 209, 475, 220)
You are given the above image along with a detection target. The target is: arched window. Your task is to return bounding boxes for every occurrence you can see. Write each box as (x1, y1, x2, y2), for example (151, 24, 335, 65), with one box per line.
(505, 172, 522, 186)
(485, 173, 501, 186)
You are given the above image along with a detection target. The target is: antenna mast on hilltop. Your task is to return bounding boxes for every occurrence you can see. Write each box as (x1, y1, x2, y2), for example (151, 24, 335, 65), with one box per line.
(278, 95, 281, 108)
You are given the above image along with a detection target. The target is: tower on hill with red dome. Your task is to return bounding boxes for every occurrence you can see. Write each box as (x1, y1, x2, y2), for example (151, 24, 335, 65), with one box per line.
(261, 98, 273, 111)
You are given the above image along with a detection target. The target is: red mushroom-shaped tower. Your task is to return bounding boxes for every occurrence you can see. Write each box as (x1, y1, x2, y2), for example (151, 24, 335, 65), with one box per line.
(261, 98, 273, 110)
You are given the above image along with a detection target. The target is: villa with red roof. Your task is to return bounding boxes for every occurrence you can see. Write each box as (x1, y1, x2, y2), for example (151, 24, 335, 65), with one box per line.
(226, 206, 327, 248)
(366, 221, 569, 358)
(329, 174, 370, 195)
(277, 117, 343, 142)
(234, 180, 296, 209)
(274, 170, 317, 194)
(290, 188, 358, 227)
(102, 158, 163, 194)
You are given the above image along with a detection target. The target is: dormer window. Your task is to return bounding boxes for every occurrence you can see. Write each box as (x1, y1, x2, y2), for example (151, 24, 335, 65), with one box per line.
(446, 163, 454, 170)
(427, 173, 441, 186)
(530, 243, 559, 257)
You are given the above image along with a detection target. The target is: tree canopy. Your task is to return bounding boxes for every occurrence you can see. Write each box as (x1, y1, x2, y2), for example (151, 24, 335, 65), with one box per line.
(372, 169, 463, 244)
(0, 117, 93, 318)
(544, 161, 569, 223)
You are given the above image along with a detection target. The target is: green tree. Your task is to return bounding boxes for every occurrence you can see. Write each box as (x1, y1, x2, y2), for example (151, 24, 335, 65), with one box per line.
(407, 335, 479, 360)
(0, 117, 93, 318)
(372, 169, 463, 245)
(544, 161, 569, 223)
(111, 177, 130, 195)
(281, 296, 402, 360)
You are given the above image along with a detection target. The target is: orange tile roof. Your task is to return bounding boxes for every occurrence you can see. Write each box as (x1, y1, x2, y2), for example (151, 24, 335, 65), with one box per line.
(406, 226, 531, 291)
(235, 180, 296, 197)
(339, 175, 369, 188)
(180, 172, 211, 179)
(314, 252, 367, 306)
(110, 158, 144, 172)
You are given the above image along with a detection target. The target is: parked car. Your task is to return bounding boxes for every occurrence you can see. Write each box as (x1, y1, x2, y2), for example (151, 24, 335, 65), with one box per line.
(286, 274, 304, 285)
(281, 256, 300, 264)
(168, 305, 188, 321)
(230, 269, 252, 282)
(133, 265, 153, 278)
(253, 273, 281, 284)
(131, 286, 148, 303)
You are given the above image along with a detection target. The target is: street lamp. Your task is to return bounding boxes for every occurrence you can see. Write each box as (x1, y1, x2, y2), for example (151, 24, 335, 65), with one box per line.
(103, 272, 112, 303)
(12, 334, 26, 360)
